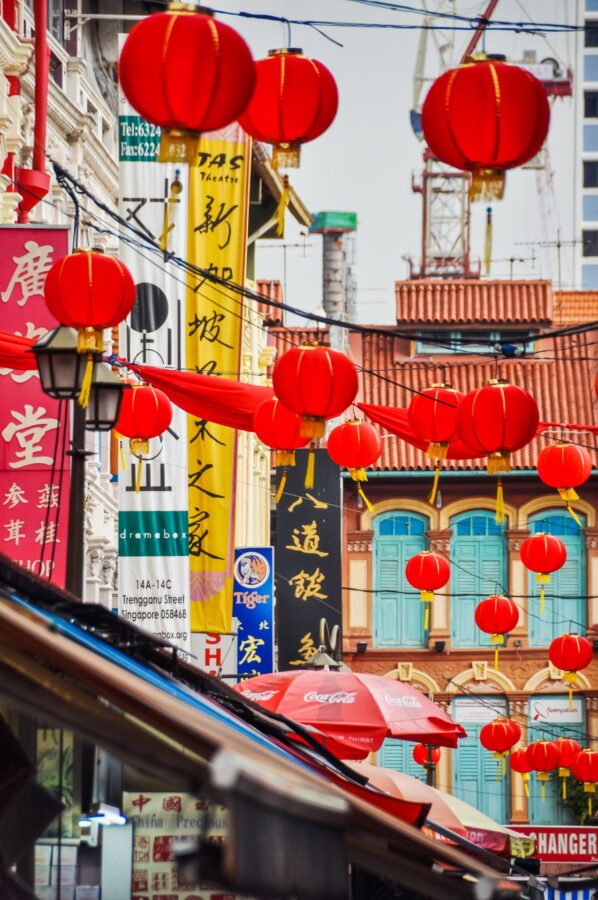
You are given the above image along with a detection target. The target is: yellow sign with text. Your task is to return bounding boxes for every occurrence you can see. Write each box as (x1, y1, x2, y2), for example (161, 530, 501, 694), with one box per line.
(186, 125, 251, 633)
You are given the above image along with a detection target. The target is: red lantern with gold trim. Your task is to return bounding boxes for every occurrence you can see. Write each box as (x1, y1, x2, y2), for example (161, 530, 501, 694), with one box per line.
(118, 7, 255, 162)
(407, 383, 463, 460)
(520, 533, 567, 614)
(116, 384, 173, 491)
(405, 551, 450, 632)
(548, 633, 593, 709)
(238, 49, 338, 169)
(474, 595, 519, 670)
(526, 740, 560, 801)
(272, 345, 358, 440)
(413, 743, 441, 767)
(553, 738, 582, 800)
(327, 420, 381, 512)
(421, 58, 550, 201)
(571, 749, 598, 815)
(509, 747, 532, 797)
(480, 717, 521, 778)
(537, 443, 592, 523)
(253, 397, 310, 504)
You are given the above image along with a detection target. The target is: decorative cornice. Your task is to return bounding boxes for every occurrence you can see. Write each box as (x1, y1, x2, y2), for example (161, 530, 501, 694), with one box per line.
(0, 21, 32, 75)
(347, 540, 372, 553)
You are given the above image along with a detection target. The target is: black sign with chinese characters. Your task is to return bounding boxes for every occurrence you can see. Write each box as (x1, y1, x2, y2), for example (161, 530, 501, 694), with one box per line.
(275, 449, 342, 670)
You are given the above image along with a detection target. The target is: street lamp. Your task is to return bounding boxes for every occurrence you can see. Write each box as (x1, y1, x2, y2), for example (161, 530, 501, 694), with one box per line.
(32, 326, 89, 399)
(85, 364, 127, 432)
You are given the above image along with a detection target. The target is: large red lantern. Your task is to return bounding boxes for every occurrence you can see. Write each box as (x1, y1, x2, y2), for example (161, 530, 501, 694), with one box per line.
(537, 443, 592, 523)
(421, 58, 550, 201)
(238, 49, 338, 169)
(253, 398, 310, 504)
(571, 749, 598, 815)
(526, 740, 560, 801)
(405, 551, 450, 631)
(407, 383, 463, 459)
(553, 738, 582, 800)
(548, 633, 593, 709)
(474, 595, 519, 670)
(272, 345, 358, 440)
(480, 717, 521, 777)
(116, 384, 173, 490)
(118, 7, 255, 162)
(413, 743, 441, 767)
(520, 533, 567, 614)
(327, 420, 381, 511)
(509, 747, 532, 798)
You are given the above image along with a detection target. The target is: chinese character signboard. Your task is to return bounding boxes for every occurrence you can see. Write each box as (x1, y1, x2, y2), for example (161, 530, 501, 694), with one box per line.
(123, 792, 229, 900)
(0, 226, 70, 585)
(186, 124, 251, 635)
(275, 449, 342, 669)
(118, 36, 191, 652)
(234, 547, 274, 677)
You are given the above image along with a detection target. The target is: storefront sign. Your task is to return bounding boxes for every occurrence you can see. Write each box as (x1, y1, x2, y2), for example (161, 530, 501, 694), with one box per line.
(234, 547, 274, 678)
(275, 449, 342, 670)
(452, 697, 507, 725)
(186, 124, 251, 635)
(190, 629, 238, 680)
(514, 827, 598, 863)
(0, 226, 70, 587)
(118, 36, 191, 653)
(530, 697, 583, 724)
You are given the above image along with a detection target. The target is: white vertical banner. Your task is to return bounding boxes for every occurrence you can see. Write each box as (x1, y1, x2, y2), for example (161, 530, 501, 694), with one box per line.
(117, 35, 190, 653)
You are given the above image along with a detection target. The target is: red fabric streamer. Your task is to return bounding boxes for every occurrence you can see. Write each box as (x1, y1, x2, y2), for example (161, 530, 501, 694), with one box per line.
(0, 331, 36, 370)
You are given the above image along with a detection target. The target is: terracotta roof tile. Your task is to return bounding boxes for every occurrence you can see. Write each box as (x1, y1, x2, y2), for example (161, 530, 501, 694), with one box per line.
(395, 280, 553, 326)
(268, 326, 330, 359)
(553, 291, 598, 325)
(256, 279, 284, 325)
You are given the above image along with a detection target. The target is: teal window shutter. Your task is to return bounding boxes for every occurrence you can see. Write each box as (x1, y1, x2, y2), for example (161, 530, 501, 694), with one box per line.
(528, 513, 586, 647)
(373, 513, 428, 648)
(452, 699, 509, 822)
(450, 512, 507, 648)
(378, 739, 425, 781)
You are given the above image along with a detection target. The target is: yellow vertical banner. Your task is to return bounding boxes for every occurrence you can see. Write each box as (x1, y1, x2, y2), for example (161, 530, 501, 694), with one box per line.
(186, 124, 251, 633)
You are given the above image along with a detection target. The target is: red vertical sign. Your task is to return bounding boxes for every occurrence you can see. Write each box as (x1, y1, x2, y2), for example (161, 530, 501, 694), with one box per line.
(0, 227, 70, 585)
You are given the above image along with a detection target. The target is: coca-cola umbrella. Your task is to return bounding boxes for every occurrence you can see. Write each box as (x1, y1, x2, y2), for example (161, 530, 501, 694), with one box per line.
(233, 670, 466, 756)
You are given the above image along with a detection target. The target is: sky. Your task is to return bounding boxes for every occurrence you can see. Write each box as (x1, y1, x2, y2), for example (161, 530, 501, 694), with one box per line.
(208, 0, 580, 324)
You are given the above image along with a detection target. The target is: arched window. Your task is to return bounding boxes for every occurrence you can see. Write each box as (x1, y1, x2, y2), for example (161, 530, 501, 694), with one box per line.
(373, 512, 428, 648)
(527, 694, 586, 825)
(450, 511, 508, 648)
(451, 696, 509, 821)
(527, 511, 586, 647)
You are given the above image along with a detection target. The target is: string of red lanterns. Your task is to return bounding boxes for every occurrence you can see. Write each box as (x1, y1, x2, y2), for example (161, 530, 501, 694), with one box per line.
(405, 551, 450, 632)
(536, 443, 592, 524)
(552, 738, 582, 801)
(526, 740, 560, 802)
(548, 633, 593, 710)
(326, 420, 382, 511)
(520, 532, 567, 615)
(474, 595, 519, 670)
(115, 384, 173, 491)
(253, 397, 310, 504)
(479, 717, 521, 779)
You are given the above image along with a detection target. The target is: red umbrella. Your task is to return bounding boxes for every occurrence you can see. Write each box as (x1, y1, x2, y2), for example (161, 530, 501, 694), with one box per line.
(233, 671, 466, 755)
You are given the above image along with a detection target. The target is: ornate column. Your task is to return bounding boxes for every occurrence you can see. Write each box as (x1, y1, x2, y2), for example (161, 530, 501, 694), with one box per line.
(433, 694, 452, 791)
(509, 693, 529, 824)
(426, 530, 451, 644)
(507, 529, 529, 642)
(585, 528, 598, 632)
(344, 532, 373, 650)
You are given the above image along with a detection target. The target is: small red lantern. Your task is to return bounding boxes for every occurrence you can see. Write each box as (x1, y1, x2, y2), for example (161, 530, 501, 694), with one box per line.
(509, 747, 532, 798)
(422, 59, 550, 201)
(520, 533, 567, 614)
(537, 443, 592, 523)
(253, 398, 310, 504)
(327, 420, 381, 511)
(413, 743, 441, 767)
(116, 384, 173, 490)
(571, 749, 598, 815)
(405, 551, 450, 631)
(407, 383, 463, 459)
(272, 345, 358, 440)
(548, 633, 593, 709)
(553, 738, 582, 800)
(526, 740, 561, 801)
(480, 717, 521, 778)
(238, 49, 338, 169)
(474, 595, 519, 670)
(118, 7, 255, 162)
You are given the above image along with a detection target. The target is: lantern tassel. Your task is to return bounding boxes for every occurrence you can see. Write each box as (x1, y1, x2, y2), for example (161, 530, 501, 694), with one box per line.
(349, 467, 368, 482)
(135, 459, 143, 493)
(541, 782, 546, 802)
(558, 487, 580, 502)
(488, 452, 511, 475)
(565, 502, 582, 527)
(539, 584, 545, 615)
(77, 328, 104, 354)
(428, 465, 441, 506)
(495, 478, 506, 524)
(119, 440, 127, 471)
(357, 482, 374, 513)
(275, 450, 296, 468)
(272, 140, 301, 169)
(304, 445, 316, 490)
(274, 176, 290, 237)
(300, 417, 325, 440)
(275, 468, 288, 505)
(562, 776, 567, 800)
(490, 633, 504, 671)
(158, 128, 199, 164)
(427, 442, 449, 460)
(77, 354, 95, 408)
(424, 603, 430, 632)
(470, 169, 505, 202)
(484, 206, 492, 276)
(523, 774, 530, 799)
(536, 573, 549, 615)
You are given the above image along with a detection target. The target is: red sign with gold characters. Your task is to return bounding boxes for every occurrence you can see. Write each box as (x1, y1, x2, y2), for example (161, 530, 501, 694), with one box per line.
(0, 227, 70, 585)
(514, 826, 598, 863)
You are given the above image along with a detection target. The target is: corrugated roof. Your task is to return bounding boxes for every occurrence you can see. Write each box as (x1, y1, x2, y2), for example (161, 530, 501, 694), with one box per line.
(360, 331, 598, 471)
(395, 280, 553, 326)
(268, 326, 330, 359)
(553, 290, 598, 324)
(256, 279, 283, 325)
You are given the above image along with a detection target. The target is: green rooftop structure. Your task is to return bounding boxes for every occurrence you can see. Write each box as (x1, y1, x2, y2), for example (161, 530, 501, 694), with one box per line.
(309, 211, 358, 234)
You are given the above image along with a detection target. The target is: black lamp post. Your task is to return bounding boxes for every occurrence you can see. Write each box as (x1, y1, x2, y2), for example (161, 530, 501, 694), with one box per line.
(32, 326, 89, 399)
(85, 364, 127, 432)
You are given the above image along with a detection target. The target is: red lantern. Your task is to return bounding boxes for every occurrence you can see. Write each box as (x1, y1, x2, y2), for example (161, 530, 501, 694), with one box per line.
(238, 49, 338, 169)
(526, 740, 561, 801)
(548, 633, 593, 709)
(537, 443, 592, 522)
(413, 743, 441, 767)
(116, 384, 173, 490)
(272, 345, 358, 440)
(118, 8, 255, 162)
(327, 419, 381, 512)
(571, 749, 598, 815)
(474, 595, 519, 670)
(407, 383, 463, 459)
(509, 747, 532, 798)
(520, 533, 567, 614)
(480, 717, 521, 777)
(421, 59, 550, 201)
(553, 738, 582, 800)
(253, 398, 310, 504)
(405, 551, 450, 631)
